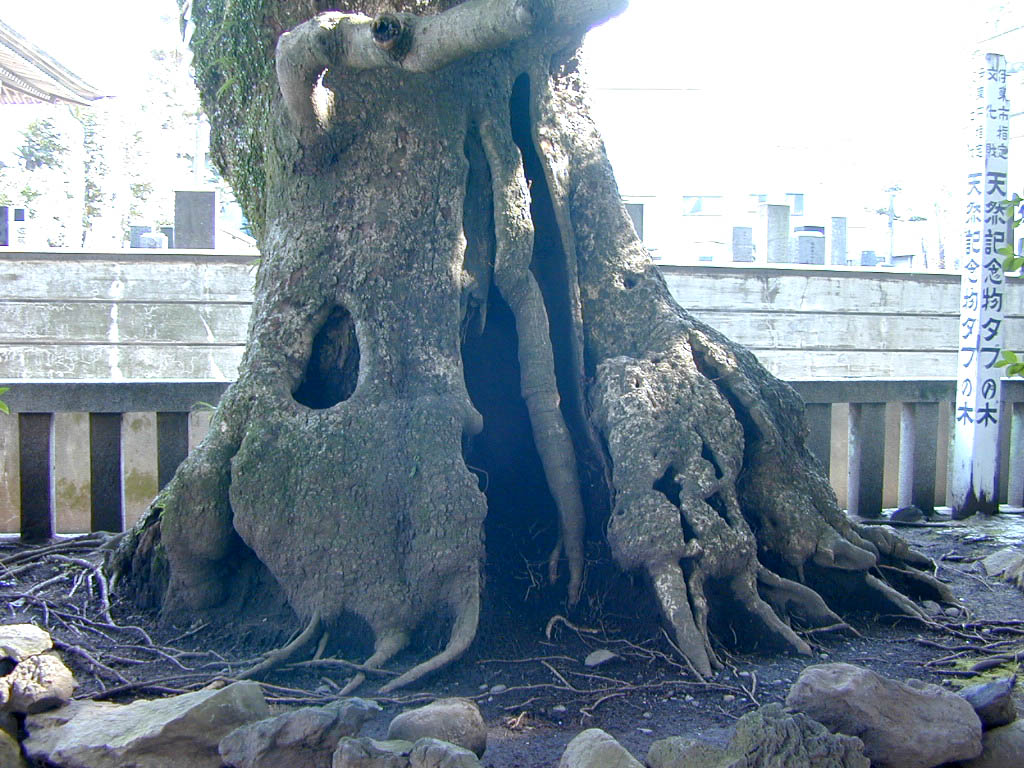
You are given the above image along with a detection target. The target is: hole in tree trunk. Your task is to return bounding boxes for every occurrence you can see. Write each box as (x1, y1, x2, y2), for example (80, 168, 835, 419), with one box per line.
(292, 305, 360, 409)
(461, 284, 560, 601)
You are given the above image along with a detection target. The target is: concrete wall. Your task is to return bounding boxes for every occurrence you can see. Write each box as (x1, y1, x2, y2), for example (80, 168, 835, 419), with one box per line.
(661, 263, 1024, 380)
(0, 252, 1021, 532)
(0, 251, 253, 380)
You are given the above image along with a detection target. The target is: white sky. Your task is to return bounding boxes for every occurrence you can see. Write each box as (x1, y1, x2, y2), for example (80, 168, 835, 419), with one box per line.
(0, 0, 1008, 222)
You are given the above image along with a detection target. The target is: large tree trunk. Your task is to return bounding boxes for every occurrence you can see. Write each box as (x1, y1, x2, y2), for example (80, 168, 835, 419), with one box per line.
(112, 0, 950, 689)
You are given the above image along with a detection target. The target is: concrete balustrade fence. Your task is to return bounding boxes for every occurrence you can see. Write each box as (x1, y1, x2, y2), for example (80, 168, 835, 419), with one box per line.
(1, 378, 1021, 539)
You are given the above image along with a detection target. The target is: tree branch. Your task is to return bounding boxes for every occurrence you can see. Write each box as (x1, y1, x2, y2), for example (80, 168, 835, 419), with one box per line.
(275, 0, 627, 130)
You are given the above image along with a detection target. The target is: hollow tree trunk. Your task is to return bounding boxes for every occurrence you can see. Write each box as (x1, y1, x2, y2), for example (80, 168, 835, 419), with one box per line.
(111, 0, 950, 689)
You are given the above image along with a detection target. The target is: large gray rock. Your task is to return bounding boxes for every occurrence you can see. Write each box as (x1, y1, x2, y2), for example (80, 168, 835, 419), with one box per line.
(959, 676, 1017, 729)
(646, 705, 867, 768)
(557, 728, 643, 768)
(0, 727, 27, 768)
(647, 736, 727, 768)
(4, 651, 75, 714)
(220, 697, 380, 768)
(0, 624, 52, 663)
(960, 719, 1024, 768)
(386, 698, 486, 757)
(786, 663, 982, 768)
(24, 680, 270, 768)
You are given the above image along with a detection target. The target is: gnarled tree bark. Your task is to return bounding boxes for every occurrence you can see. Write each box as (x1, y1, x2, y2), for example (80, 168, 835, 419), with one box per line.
(111, 0, 951, 690)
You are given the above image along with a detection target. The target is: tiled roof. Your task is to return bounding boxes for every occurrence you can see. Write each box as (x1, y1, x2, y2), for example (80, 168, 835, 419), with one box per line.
(0, 18, 103, 106)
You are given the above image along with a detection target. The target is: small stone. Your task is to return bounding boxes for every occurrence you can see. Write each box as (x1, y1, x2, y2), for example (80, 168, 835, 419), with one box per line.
(922, 600, 943, 615)
(583, 649, 618, 668)
(945, 606, 962, 617)
(387, 698, 487, 757)
(819, 653, 830, 659)
(891, 505, 924, 522)
(0, 625, 52, 663)
(723, 694, 735, 703)
(551, 705, 567, 715)
(637, 727, 653, 734)
(642, 711, 651, 719)
(4, 652, 75, 714)
(477, 684, 488, 691)
(558, 729, 643, 768)
(959, 676, 1017, 730)
(738, 670, 751, 678)
(684, 695, 695, 702)
(489, 684, 507, 695)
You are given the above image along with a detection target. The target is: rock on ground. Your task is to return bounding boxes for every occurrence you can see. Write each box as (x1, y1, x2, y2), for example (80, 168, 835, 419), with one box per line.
(24, 680, 270, 768)
(0, 625, 52, 663)
(960, 719, 1024, 768)
(959, 676, 1018, 730)
(0, 728, 27, 768)
(386, 698, 486, 757)
(332, 737, 481, 768)
(646, 704, 868, 768)
(3, 651, 75, 714)
(557, 728, 643, 768)
(220, 697, 381, 768)
(785, 663, 982, 768)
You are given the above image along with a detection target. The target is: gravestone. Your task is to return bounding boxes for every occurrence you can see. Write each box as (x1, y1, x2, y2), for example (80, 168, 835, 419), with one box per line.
(795, 226, 825, 265)
(174, 190, 216, 250)
(0, 206, 8, 247)
(831, 217, 848, 265)
(139, 232, 168, 249)
(765, 204, 791, 263)
(11, 209, 27, 247)
(861, 250, 878, 267)
(732, 226, 754, 262)
(952, 52, 1009, 518)
(129, 226, 152, 248)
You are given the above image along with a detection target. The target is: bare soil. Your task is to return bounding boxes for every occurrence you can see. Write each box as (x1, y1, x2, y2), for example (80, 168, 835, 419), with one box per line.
(3, 512, 1024, 768)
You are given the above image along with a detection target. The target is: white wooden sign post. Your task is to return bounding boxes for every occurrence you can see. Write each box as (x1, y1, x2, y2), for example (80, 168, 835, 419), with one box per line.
(951, 53, 1010, 519)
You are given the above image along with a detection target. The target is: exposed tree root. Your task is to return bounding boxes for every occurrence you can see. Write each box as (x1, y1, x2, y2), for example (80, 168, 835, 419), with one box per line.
(237, 608, 322, 680)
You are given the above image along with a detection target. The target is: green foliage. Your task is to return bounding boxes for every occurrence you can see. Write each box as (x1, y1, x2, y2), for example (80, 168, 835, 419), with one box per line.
(185, 0, 279, 242)
(0, 387, 9, 415)
(17, 119, 69, 171)
(997, 192, 1024, 376)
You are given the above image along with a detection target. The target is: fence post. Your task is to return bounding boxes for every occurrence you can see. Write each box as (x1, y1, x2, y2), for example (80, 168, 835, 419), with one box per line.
(90, 413, 123, 533)
(848, 403, 886, 518)
(19, 413, 54, 541)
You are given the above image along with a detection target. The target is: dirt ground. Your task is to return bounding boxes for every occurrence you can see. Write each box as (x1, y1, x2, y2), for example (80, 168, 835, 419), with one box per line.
(3, 511, 1024, 768)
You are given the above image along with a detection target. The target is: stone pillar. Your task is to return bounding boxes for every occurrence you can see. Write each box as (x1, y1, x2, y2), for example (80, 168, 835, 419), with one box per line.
(765, 204, 790, 263)
(0, 206, 8, 247)
(174, 190, 216, 249)
(831, 217, 848, 265)
(951, 53, 1010, 518)
(731, 227, 754, 262)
